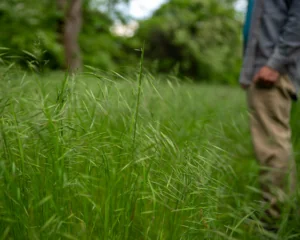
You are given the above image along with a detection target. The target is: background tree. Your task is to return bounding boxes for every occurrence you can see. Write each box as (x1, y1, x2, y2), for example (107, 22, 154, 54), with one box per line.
(57, 0, 83, 72)
(133, 0, 242, 84)
(56, 0, 130, 72)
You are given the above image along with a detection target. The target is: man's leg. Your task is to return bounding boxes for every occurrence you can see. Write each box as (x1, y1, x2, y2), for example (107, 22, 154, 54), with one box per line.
(247, 76, 297, 219)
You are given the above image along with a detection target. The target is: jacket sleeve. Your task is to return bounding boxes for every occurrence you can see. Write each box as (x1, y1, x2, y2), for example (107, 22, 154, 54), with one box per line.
(267, 0, 300, 72)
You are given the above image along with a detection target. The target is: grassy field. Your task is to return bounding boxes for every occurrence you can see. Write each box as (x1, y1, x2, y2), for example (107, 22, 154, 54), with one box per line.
(0, 69, 300, 240)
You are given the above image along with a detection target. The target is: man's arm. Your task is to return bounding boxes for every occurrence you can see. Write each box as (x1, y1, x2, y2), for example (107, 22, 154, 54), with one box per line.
(267, 0, 300, 72)
(255, 0, 300, 85)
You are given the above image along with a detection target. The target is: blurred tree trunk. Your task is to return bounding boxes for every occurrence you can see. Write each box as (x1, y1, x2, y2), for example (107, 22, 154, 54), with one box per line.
(57, 0, 82, 72)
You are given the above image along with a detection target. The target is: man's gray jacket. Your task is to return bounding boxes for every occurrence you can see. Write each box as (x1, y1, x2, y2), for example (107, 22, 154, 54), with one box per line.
(240, 0, 300, 96)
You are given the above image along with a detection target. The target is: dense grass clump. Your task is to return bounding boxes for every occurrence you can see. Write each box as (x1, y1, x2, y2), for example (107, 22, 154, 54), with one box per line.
(0, 69, 299, 239)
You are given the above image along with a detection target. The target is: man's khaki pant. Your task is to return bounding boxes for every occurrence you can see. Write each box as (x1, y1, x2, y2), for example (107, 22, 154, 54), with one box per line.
(247, 76, 297, 219)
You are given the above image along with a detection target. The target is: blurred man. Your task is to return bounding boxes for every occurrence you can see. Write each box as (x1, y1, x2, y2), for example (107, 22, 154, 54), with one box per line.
(240, 0, 300, 226)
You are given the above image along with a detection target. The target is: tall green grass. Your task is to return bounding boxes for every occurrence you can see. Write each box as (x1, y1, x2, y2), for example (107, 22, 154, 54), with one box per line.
(0, 68, 299, 239)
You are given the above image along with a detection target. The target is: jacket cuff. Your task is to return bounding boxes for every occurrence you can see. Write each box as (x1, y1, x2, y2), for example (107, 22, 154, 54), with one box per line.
(266, 50, 287, 73)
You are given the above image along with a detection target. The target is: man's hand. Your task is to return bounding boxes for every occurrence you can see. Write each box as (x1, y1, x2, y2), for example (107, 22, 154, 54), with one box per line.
(253, 66, 280, 87)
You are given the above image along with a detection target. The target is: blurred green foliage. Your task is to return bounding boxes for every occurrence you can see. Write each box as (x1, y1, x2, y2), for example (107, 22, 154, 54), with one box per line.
(80, 9, 122, 70)
(134, 0, 243, 84)
(0, 0, 128, 72)
(0, 0, 243, 84)
(0, 0, 62, 71)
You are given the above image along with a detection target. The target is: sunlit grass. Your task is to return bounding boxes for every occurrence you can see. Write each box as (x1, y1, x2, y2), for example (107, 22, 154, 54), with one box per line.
(0, 68, 299, 239)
